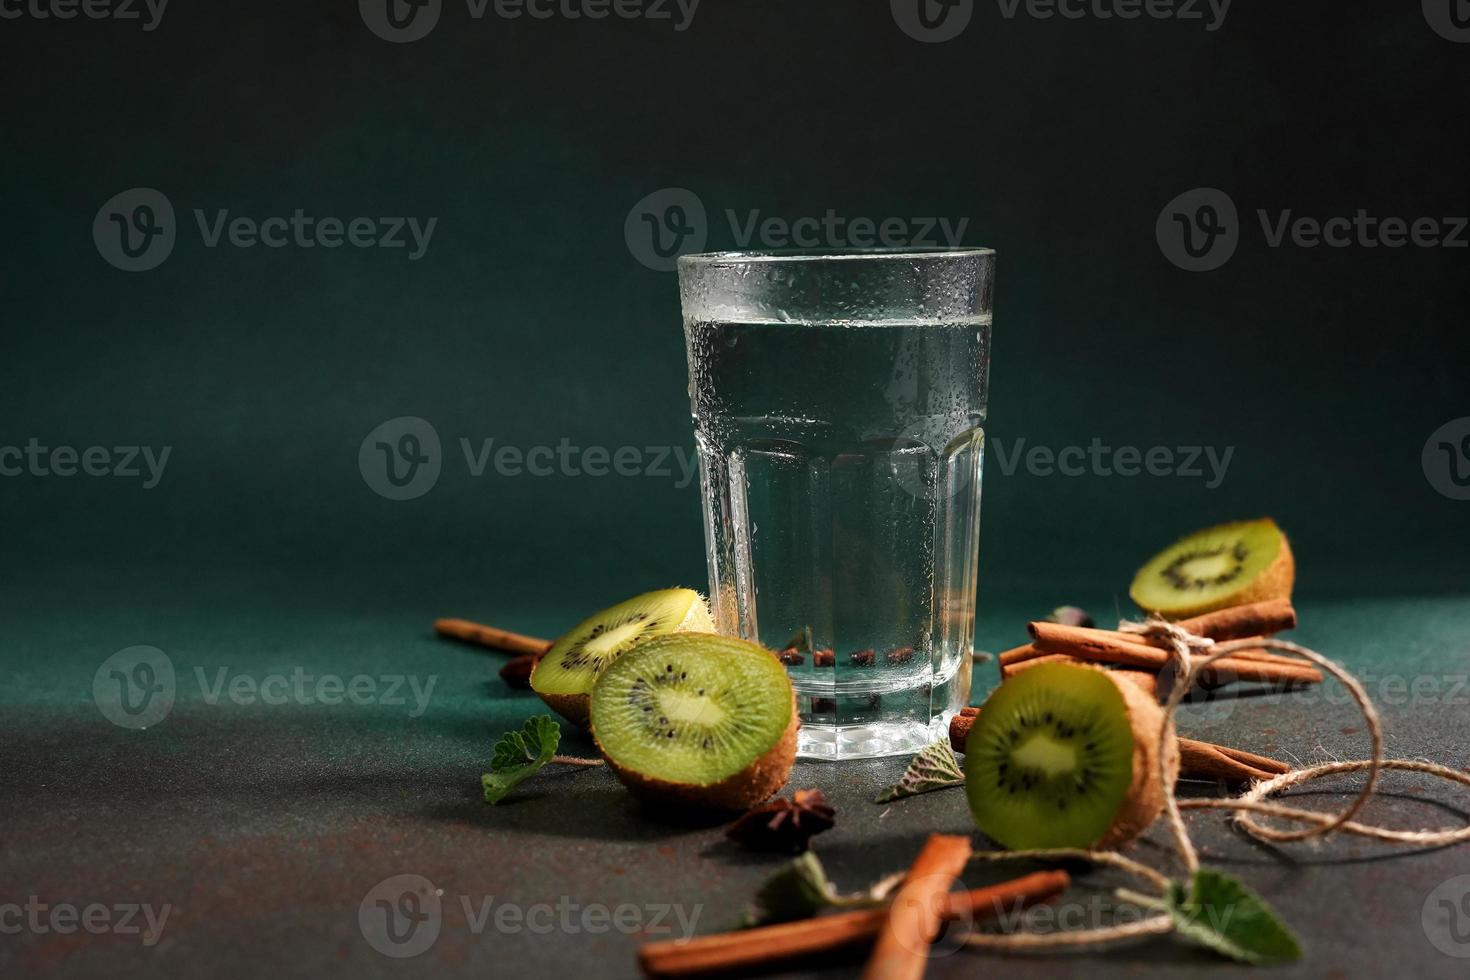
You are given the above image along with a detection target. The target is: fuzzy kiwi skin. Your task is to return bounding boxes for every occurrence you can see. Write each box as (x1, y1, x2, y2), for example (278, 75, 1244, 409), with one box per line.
(1097, 670, 1180, 850)
(1131, 518, 1294, 619)
(1222, 531, 1294, 614)
(534, 690, 592, 729)
(595, 694, 799, 812)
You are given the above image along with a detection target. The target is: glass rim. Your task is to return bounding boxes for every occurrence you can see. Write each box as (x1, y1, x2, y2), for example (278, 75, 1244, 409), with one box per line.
(678, 246, 995, 267)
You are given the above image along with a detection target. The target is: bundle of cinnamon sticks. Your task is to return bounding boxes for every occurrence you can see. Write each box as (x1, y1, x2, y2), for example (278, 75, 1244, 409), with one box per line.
(997, 598, 1321, 690)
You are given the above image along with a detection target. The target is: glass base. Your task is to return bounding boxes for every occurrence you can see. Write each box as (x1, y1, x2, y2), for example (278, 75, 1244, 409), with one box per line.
(796, 710, 955, 761)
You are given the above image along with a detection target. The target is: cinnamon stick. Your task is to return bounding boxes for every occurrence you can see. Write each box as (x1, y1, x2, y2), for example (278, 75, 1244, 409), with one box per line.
(434, 618, 553, 658)
(638, 870, 1068, 979)
(1000, 652, 1085, 677)
(862, 834, 972, 980)
(1177, 740, 1291, 783)
(1175, 599, 1296, 641)
(1027, 622, 1322, 686)
(996, 643, 1041, 668)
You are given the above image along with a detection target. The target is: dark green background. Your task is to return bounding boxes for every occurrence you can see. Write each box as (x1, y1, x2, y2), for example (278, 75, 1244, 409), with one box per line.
(2, 2, 1469, 978)
(1, 1, 1467, 604)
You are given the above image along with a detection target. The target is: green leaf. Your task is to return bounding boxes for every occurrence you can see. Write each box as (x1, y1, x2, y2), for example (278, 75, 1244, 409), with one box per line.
(741, 852, 838, 926)
(482, 715, 561, 805)
(739, 853, 901, 927)
(1165, 869, 1302, 965)
(874, 739, 965, 803)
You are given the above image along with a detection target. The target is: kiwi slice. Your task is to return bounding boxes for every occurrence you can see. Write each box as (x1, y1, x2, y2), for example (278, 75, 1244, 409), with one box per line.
(965, 662, 1178, 850)
(589, 633, 797, 811)
(531, 588, 714, 728)
(1129, 518, 1294, 618)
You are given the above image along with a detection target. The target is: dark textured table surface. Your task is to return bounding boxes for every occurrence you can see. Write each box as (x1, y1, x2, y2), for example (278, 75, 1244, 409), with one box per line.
(4, 566, 1469, 979)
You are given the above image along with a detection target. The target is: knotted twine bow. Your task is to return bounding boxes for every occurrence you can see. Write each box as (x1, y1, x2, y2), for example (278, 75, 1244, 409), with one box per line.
(962, 616, 1470, 952)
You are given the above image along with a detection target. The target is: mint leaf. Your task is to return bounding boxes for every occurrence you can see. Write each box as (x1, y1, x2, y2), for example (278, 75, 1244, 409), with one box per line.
(741, 852, 838, 926)
(874, 739, 965, 803)
(740, 853, 902, 927)
(482, 715, 561, 805)
(1165, 869, 1302, 964)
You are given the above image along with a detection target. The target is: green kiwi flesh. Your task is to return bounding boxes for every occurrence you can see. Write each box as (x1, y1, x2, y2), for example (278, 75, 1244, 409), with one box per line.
(531, 588, 713, 727)
(1129, 517, 1293, 618)
(590, 633, 796, 810)
(965, 663, 1136, 849)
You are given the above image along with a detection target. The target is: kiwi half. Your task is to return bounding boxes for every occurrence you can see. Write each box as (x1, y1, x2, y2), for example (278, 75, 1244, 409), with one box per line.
(1129, 518, 1294, 619)
(965, 662, 1178, 850)
(590, 633, 797, 811)
(531, 588, 714, 728)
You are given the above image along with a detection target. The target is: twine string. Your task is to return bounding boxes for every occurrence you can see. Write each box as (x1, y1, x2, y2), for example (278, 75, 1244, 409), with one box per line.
(961, 616, 1470, 953)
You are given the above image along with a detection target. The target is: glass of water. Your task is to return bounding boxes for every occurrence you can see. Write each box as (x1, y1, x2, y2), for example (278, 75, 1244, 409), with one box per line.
(677, 248, 995, 760)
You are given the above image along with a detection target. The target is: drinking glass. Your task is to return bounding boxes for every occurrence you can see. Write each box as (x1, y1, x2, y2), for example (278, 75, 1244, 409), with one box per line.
(677, 248, 995, 759)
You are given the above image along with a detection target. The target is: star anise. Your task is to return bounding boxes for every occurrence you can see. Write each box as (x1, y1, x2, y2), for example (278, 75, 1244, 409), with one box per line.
(725, 789, 836, 853)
